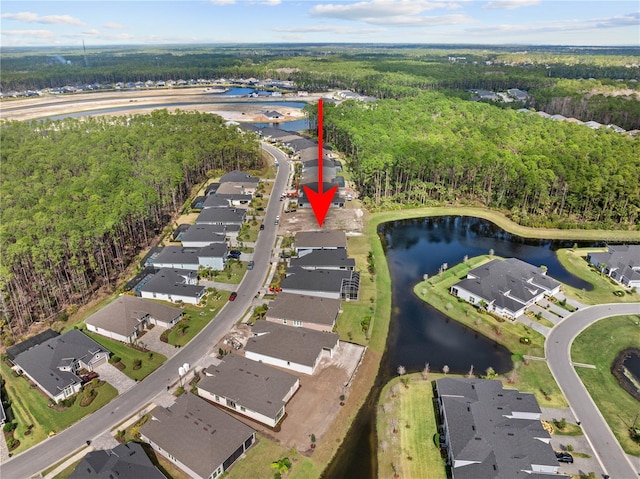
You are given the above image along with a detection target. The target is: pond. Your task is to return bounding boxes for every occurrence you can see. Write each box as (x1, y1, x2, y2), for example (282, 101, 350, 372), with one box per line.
(324, 215, 602, 479)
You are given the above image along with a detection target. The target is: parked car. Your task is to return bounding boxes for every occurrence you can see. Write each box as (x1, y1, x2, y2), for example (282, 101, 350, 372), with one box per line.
(255, 193, 263, 198)
(229, 292, 238, 301)
(81, 372, 99, 383)
(280, 252, 291, 259)
(275, 215, 280, 225)
(247, 260, 254, 270)
(228, 250, 241, 259)
(260, 224, 265, 230)
(555, 452, 573, 464)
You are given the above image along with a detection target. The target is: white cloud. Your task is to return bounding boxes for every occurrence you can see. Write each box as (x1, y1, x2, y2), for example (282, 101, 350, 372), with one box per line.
(310, 0, 470, 27)
(483, 0, 540, 10)
(1, 29, 55, 38)
(0, 11, 85, 26)
(467, 11, 640, 35)
(210, 0, 236, 5)
(103, 22, 124, 30)
(274, 25, 384, 34)
(262, 0, 282, 5)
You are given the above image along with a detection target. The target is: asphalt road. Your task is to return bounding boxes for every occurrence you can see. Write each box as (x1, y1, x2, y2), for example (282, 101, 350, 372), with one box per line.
(2, 142, 290, 479)
(545, 302, 640, 479)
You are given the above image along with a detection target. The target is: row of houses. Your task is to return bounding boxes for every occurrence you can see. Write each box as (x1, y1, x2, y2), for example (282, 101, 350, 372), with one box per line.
(517, 109, 638, 135)
(128, 170, 259, 305)
(587, 245, 640, 289)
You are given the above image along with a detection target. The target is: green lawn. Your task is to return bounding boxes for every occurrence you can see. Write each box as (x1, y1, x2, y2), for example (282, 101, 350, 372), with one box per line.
(557, 248, 640, 305)
(225, 434, 320, 479)
(166, 295, 227, 346)
(52, 459, 82, 479)
(0, 361, 118, 454)
(377, 374, 447, 479)
(83, 332, 167, 381)
(508, 360, 568, 408)
(238, 219, 260, 242)
(204, 260, 248, 285)
(571, 315, 640, 456)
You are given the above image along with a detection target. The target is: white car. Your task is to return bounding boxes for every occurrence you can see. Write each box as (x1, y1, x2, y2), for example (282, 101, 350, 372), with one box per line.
(275, 215, 280, 225)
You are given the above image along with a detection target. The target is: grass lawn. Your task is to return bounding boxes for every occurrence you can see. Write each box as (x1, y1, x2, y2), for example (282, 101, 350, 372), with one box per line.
(83, 331, 166, 381)
(238, 219, 261, 243)
(225, 434, 320, 479)
(377, 374, 447, 479)
(571, 315, 640, 456)
(52, 459, 82, 479)
(508, 359, 568, 408)
(166, 295, 227, 346)
(557, 248, 640, 305)
(413, 256, 546, 359)
(204, 260, 248, 285)
(0, 361, 118, 454)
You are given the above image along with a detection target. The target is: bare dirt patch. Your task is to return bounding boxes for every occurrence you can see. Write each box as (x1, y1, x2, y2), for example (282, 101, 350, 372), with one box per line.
(279, 206, 365, 237)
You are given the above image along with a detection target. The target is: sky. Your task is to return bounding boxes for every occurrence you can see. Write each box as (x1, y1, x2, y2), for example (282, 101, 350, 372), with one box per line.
(1, 1, 639, 47)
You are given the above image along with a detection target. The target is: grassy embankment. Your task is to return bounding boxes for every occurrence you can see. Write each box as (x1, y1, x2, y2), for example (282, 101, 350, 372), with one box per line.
(557, 247, 640, 304)
(377, 373, 448, 479)
(571, 315, 640, 456)
(0, 361, 118, 454)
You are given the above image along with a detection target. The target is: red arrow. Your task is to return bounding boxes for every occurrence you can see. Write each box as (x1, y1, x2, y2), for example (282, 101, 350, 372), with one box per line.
(303, 98, 338, 227)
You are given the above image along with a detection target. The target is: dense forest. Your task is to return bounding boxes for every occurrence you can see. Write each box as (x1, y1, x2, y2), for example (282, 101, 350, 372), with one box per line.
(318, 93, 640, 228)
(0, 111, 260, 338)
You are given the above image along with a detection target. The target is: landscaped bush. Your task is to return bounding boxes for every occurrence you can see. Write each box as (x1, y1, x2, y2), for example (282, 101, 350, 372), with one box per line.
(61, 395, 76, 408)
(110, 355, 121, 364)
(160, 330, 170, 343)
(3, 421, 17, 433)
(6, 437, 20, 450)
(133, 359, 142, 370)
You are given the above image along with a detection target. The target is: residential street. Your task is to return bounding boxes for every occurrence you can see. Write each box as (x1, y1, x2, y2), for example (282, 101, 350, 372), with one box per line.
(545, 302, 640, 479)
(1, 142, 290, 479)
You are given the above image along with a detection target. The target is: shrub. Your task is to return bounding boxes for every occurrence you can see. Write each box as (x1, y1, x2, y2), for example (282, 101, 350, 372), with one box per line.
(3, 421, 17, 433)
(519, 337, 531, 345)
(133, 358, 142, 370)
(110, 355, 121, 364)
(160, 330, 170, 343)
(6, 437, 19, 450)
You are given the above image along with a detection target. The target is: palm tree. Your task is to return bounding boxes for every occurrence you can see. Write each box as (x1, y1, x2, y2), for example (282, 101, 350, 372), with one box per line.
(271, 457, 292, 478)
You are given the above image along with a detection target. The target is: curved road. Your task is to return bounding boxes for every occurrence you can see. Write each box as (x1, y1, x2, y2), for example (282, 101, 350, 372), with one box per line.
(2, 142, 290, 479)
(545, 302, 640, 479)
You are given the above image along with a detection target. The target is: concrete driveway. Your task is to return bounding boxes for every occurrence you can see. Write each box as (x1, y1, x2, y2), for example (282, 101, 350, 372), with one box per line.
(94, 363, 136, 394)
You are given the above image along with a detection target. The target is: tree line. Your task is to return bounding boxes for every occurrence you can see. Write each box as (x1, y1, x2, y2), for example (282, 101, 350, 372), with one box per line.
(318, 92, 639, 229)
(0, 110, 260, 338)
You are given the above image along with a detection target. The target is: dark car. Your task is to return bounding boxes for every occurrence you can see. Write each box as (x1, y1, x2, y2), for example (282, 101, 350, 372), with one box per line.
(229, 292, 238, 301)
(247, 260, 254, 270)
(260, 224, 265, 230)
(255, 193, 263, 198)
(555, 452, 573, 464)
(280, 252, 291, 259)
(228, 250, 241, 259)
(81, 371, 99, 383)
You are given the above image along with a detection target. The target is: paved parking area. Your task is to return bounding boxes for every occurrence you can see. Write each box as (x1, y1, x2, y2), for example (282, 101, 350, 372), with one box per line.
(94, 363, 136, 394)
(141, 325, 179, 358)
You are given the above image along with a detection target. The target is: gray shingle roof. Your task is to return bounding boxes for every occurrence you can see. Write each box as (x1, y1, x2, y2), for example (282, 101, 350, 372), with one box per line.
(454, 258, 560, 314)
(6, 329, 60, 361)
(266, 293, 340, 327)
(290, 249, 355, 270)
(280, 267, 354, 294)
(199, 355, 298, 419)
(68, 442, 166, 479)
(436, 378, 566, 479)
(294, 230, 347, 249)
(195, 208, 246, 225)
(153, 247, 200, 267)
(140, 269, 205, 300)
(181, 224, 227, 243)
(140, 393, 255, 479)
(588, 245, 640, 283)
(86, 295, 182, 336)
(12, 330, 109, 398)
(201, 195, 232, 208)
(219, 170, 259, 184)
(246, 321, 339, 367)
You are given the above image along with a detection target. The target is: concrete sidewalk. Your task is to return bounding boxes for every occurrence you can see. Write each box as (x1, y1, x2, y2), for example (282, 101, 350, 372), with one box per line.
(515, 314, 551, 337)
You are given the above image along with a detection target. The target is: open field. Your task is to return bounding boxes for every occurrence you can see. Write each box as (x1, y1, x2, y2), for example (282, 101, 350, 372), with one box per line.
(0, 361, 118, 454)
(571, 315, 640, 456)
(557, 248, 640, 304)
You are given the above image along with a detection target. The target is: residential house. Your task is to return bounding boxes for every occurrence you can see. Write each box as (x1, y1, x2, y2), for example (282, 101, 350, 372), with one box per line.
(294, 230, 347, 257)
(204, 182, 220, 195)
(297, 182, 344, 209)
(10, 330, 110, 403)
(197, 354, 299, 427)
(263, 110, 284, 119)
(450, 258, 561, 319)
(68, 442, 166, 479)
(507, 88, 529, 102)
(280, 267, 360, 300)
(152, 244, 228, 271)
(245, 321, 339, 375)
(140, 393, 255, 479)
(201, 195, 234, 209)
(289, 249, 355, 271)
(436, 377, 568, 479)
(219, 170, 259, 185)
(140, 269, 206, 305)
(86, 295, 183, 342)
(180, 224, 228, 247)
(195, 208, 246, 227)
(587, 245, 640, 288)
(266, 293, 341, 332)
(216, 181, 257, 197)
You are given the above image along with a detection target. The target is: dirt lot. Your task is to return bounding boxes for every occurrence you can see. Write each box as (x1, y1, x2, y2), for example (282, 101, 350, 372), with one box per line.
(279, 202, 365, 237)
(212, 323, 366, 453)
